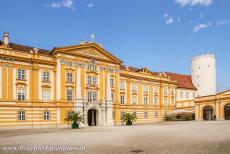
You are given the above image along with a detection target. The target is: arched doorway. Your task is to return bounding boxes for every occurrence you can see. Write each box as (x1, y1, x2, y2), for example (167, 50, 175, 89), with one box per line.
(224, 104, 230, 120)
(87, 109, 97, 126)
(203, 106, 213, 120)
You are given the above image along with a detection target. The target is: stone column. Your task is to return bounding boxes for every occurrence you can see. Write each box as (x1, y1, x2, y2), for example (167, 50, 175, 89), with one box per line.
(74, 67, 87, 127)
(105, 73, 114, 126)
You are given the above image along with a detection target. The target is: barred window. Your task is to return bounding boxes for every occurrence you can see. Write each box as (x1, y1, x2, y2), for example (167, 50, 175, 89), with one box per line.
(17, 87, 25, 101)
(42, 72, 49, 82)
(67, 89, 73, 101)
(18, 69, 25, 80)
(88, 76, 97, 85)
(132, 95, 137, 104)
(120, 95, 125, 104)
(44, 111, 50, 120)
(88, 91, 97, 102)
(18, 110, 25, 120)
(110, 78, 114, 87)
(66, 72, 73, 82)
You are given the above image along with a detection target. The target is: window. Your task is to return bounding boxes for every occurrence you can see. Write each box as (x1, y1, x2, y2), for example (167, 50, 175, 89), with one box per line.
(186, 92, 189, 98)
(44, 111, 50, 120)
(144, 112, 148, 118)
(66, 72, 73, 82)
(43, 90, 50, 102)
(180, 91, 183, 98)
(171, 97, 174, 104)
(132, 84, 137, 92)
(110, 78, 114, 87)
(120, 95, 125, 104)
(67, 89, 73, 101)
(143, 85, 148, 93)
(170, 88, 174, 95)
(88, 76, 97, 85)
(18, 69, 25, 80)
(164, 87, 168, 95)
(18, 110, 25, 120)
(132, 95, 137, 104)
(87, 64, 97, 71)
(144, 96, 148, 105)
(193, 92, 196, 98)
(17, 87, 25, 101)
(87, 91, 97, 102)
(111, 92, 114, 103)
(42, 71, 49, 82)
(154, 96, 158, 105)
(120, 80, 125, 90)
(164, 97, 168, 105)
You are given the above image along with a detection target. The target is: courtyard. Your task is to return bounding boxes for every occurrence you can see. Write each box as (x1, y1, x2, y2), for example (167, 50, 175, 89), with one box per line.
(0, 121, 230, 154)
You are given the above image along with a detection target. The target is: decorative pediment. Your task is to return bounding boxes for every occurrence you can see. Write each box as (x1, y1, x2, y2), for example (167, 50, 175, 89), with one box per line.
(51, 42, 123, 64)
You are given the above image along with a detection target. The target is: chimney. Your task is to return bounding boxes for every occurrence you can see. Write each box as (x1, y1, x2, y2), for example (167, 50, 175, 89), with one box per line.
(3, 32, 9, 47)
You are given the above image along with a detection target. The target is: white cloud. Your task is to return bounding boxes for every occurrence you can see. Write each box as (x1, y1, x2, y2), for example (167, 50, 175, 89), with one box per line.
(49, 0, 75, 10)
(87, 3, 94, 8)
(175, 0, 213, 7)
(193, 22, 212, 32)
(216, 20, 230, 26)
(163, 14, 174, 24)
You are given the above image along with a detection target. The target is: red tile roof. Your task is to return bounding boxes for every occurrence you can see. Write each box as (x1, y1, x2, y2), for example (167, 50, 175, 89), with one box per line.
(165, 72, 197, 90)
(0, 41, 50, 55)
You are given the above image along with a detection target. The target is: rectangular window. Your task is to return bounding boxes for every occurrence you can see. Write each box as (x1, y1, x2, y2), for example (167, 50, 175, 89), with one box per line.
(120, 80, 125, 90)
(42, 71, 49, 82)
(87, 91, 97, 102)
(18, 69, 25, 80)
(164, 97, 168, 105)
(120, 95, 125, 104)
(18, 111, 25, 120)
(154, 96, 158, 105)
(17, 87, 25, 101)
(144, 96, 148, 105)
(87, 64, 97, 71)
(180, 91, 183, 98)
(171, 88, 174, 95)
(44, 111, 50, 120)
(43, 90, 50, 102)
(164, 87, 168, 95)
(111, 92, 114, 103)
(186, 92, 189, 98)
(66, 72, 73, 82)
(144, 112, 148, 118)
(88, 76, 97, 85)
(132, 84, 137, 92)
(67, 89, 73, 101)
(132, 95, 137, 104)
(155, 112, 158, 118)
(171, 97, 174, 104)
(110, 78, 114, 87)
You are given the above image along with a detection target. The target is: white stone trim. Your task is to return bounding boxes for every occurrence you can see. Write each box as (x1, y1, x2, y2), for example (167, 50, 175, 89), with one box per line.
(51, 70, 54, 101)
(38, 69, 42, 100)
(56, 59, 61, 100)
(26, 70, 30, 100)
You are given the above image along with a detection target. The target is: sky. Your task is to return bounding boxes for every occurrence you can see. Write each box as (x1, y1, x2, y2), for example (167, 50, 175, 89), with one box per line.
(0, 0, 229, 92)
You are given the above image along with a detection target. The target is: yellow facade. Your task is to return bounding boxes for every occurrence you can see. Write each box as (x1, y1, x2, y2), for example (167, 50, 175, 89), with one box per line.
(0, 39, 197, 128)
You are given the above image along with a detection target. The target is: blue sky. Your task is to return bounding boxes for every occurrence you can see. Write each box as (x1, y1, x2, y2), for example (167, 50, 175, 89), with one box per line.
(0, 0, 229, 91)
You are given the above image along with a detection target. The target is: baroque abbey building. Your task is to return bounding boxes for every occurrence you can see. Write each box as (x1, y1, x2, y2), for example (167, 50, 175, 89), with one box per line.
(0, 32, 229, 128)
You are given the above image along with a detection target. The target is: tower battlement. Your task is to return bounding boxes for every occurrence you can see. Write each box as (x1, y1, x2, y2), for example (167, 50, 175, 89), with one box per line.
(192, 53, 215, 62)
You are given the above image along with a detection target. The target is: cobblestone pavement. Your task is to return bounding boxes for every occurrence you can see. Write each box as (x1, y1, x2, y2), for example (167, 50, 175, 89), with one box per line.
(0, 121, 230, 154)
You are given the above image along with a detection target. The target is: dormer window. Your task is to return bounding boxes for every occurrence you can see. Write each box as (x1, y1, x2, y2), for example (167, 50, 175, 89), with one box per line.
(18, 69, 25, 80)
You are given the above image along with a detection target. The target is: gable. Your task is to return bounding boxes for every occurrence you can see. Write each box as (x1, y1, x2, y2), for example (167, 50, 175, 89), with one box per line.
(51, 42, 123, 64)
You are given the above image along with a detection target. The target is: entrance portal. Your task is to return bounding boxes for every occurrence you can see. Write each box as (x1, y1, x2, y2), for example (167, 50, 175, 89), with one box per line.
(224, 104, 230, 120)
(203, 106, 213, 120)
(87, 109, 97, 126)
